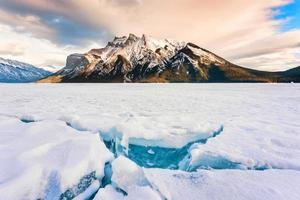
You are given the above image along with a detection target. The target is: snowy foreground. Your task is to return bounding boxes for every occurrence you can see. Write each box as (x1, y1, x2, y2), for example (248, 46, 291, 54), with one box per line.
(0, 83, 299, 200)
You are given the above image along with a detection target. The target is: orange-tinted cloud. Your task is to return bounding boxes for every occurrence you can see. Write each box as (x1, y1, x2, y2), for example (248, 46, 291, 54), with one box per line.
(0, 0, 299, 70)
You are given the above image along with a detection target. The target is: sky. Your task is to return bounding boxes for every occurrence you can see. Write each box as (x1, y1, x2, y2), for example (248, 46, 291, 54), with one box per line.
(0, 0, 299, 71)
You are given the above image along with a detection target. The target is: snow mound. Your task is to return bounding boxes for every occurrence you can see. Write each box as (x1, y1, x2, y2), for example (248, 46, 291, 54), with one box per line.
(0, 116, 113, 200)
(94, 185, 161, 200)
(111, 156, 149, 192)
(145, 168, 300, 200)
(95, 156, 162, 200)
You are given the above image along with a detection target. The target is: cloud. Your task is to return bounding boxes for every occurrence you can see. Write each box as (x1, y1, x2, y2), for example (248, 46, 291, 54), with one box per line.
(0, 8, 55, 40)
(0, 0, 299, 70)
(0, 24, 104, 69)
(0, 42, 26, 56)
(216, 20, 300, 70)
(0, 1, 111, 45)
(234, 47, 300, 71)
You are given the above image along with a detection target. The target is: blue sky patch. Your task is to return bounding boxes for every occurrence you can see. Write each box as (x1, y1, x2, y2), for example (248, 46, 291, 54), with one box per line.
(273, 0, 300, 31)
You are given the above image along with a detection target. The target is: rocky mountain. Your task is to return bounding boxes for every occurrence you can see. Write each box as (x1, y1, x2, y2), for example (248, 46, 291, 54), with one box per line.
(0, 57, 51, 83)
(280, 66, 300, 77)
(39, 34, 300, 83)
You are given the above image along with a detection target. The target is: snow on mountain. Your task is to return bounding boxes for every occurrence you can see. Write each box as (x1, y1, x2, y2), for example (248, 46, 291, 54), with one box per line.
(39, 34, 300, 83)
(0, 57, 51, 83)
(38, 34, 229, 83)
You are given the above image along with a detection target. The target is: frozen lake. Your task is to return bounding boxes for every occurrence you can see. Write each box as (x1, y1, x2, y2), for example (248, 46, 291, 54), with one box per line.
(0, 83, 300, 200)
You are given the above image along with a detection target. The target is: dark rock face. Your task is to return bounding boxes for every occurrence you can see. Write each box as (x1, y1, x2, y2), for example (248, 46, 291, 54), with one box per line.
(39, 34, 300, 83)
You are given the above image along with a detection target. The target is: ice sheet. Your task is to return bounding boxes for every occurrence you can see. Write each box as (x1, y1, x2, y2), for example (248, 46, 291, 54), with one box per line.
(0, 83, 299, 199)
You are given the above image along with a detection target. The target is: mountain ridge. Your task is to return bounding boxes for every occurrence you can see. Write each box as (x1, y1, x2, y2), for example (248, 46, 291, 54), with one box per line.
(0, 57, 51, 83)
(39, 34, 300, 83)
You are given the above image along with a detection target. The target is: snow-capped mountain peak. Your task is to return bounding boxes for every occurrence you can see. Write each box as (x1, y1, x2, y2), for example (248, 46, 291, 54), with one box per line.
(141, 34, 185, 52)
(39, 34, 300, 83)
(49, 34, 226, 82)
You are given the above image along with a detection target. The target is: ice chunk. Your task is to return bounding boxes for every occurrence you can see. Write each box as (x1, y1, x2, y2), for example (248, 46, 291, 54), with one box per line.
(102, 125, 223, 170)
(111, 156, 149, 192)
(94, 156, 161, 200)
(0, 118, 113, 200)
(94, 185, 124, 200)
(94, 185, 161, 200)
(73, 180, 100, 200)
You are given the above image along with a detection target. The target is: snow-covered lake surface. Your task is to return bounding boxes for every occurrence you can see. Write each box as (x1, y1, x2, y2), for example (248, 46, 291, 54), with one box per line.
(0, 83, 299, 200)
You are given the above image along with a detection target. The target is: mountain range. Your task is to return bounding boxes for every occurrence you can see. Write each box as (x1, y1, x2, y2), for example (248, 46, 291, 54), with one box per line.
(39, 34, 300, 83)
(0, 57, 51, 83)
(2, 34, 299, 83)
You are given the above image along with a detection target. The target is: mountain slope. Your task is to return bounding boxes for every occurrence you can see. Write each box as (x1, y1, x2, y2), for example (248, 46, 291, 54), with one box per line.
(39, 34, 300, 83)
(280, 66, 300, 77)
(0, 58, 51, 83)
